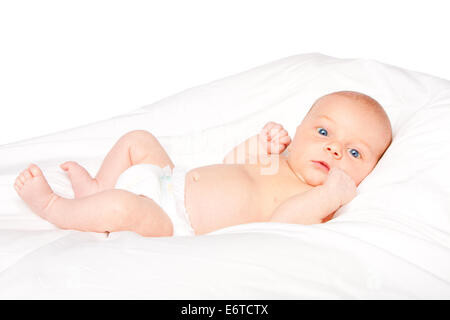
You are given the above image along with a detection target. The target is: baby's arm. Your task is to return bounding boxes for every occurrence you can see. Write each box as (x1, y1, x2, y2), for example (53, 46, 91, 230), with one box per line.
(270, 168, 357, 224)
(223, 122, 291, 164)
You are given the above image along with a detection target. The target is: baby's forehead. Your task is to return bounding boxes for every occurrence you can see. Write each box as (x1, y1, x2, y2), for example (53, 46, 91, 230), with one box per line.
(308, 104, 371, 123)
(315, 93, 371, 109)
(309, 94, 386, 120)
(310, 108, 387, 136)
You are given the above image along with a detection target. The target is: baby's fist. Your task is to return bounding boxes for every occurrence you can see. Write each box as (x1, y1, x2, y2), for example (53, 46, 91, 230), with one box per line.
(259, 122, 291, 154)
(323, 168, 357, 207)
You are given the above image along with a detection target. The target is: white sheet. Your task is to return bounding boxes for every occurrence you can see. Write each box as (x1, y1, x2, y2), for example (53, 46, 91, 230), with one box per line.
(1, 53, 449, 299)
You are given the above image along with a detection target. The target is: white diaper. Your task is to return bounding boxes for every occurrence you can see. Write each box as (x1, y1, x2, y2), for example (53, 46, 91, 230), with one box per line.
(114, 163, 195, 236)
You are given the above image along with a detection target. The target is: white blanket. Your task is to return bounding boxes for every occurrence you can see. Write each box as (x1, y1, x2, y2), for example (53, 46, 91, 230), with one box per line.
(1, 53, 449, 299)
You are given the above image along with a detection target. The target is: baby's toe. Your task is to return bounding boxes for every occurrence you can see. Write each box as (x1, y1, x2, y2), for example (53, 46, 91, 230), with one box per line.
(18, 171, 27, 184)
(60, 161, 78, 171)
(23, 169, 32, 180)
(15, 177, 24, 188)
(60, 161, 70, 169)
(28, 164, 43, 177)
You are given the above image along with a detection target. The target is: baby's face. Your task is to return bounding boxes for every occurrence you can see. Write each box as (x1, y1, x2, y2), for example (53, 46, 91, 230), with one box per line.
(287, 93, 392, 186)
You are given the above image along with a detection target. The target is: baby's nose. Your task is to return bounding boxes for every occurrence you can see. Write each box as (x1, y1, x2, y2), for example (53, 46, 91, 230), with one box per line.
(325, 145, 342, 159)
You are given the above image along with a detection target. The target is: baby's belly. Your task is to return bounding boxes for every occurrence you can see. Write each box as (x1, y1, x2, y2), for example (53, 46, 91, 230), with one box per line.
(184, 164, 261, 235)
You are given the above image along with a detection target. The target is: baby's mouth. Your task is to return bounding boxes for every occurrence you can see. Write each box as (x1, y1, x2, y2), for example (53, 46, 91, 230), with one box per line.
(311, 160, 330, 172)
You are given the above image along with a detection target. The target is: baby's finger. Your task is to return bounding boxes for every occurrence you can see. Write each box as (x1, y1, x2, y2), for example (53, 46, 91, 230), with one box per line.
(261, 123, 276, 138)
(263, 122, 278, 131)
(271, 133, 290, 144)
(269, 140, 287, 154)
(268, 125, 283, 139)
(272, 128, 288, 138)
(269, 133, 288, 149)
(278, 135, 291, 145)
(270, 129, 288, 142)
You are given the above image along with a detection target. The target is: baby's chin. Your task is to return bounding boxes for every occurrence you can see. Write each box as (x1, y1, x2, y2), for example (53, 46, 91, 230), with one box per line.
(298, 170, 327, 187)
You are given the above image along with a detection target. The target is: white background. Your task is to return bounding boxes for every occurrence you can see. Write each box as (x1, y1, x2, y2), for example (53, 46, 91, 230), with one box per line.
(1, 0, 449, 145)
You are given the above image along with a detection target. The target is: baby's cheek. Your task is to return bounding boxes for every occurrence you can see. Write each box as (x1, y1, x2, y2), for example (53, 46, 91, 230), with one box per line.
(350, 169, 367, 187)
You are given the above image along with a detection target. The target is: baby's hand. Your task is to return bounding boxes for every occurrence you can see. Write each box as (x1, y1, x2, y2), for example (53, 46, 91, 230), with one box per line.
(322, 167, 357, 207)
(259, 122, 291, 154)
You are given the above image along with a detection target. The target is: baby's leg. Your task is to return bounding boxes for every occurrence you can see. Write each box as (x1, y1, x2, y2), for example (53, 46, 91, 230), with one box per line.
(61, 130, 174, 198)
(14, 164, 173, 237)
(50, 190, 173, 237)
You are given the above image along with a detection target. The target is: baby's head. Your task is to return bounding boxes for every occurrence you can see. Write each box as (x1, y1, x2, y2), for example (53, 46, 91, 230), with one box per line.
(287, 91, 392, 186)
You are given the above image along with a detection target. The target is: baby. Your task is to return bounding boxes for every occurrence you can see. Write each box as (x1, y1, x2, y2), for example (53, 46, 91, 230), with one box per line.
(14, 91, 392, 237)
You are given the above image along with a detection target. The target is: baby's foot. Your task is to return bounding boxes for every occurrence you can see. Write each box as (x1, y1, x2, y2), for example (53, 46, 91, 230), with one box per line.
(14, 164, 60, 219)
(60, 161, 100, 198)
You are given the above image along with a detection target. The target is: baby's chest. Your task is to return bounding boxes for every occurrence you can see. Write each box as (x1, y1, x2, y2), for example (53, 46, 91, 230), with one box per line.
(246, 169, 307, 219)
(186, 164, 303, 218)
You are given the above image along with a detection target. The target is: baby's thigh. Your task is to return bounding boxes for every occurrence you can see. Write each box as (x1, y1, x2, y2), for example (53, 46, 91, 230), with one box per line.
(125, 130, 174, 169)
(106, 189, 173, 236)
(132, 194, 174, 237)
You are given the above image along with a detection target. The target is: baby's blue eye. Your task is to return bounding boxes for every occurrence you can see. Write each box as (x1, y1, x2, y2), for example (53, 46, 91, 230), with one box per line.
(349, 148, 360, 158)
(317, 128, 328, 136)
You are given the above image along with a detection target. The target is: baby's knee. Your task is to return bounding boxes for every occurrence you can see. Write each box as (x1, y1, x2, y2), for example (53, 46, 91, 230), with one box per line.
(123, 130, 156, 144)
